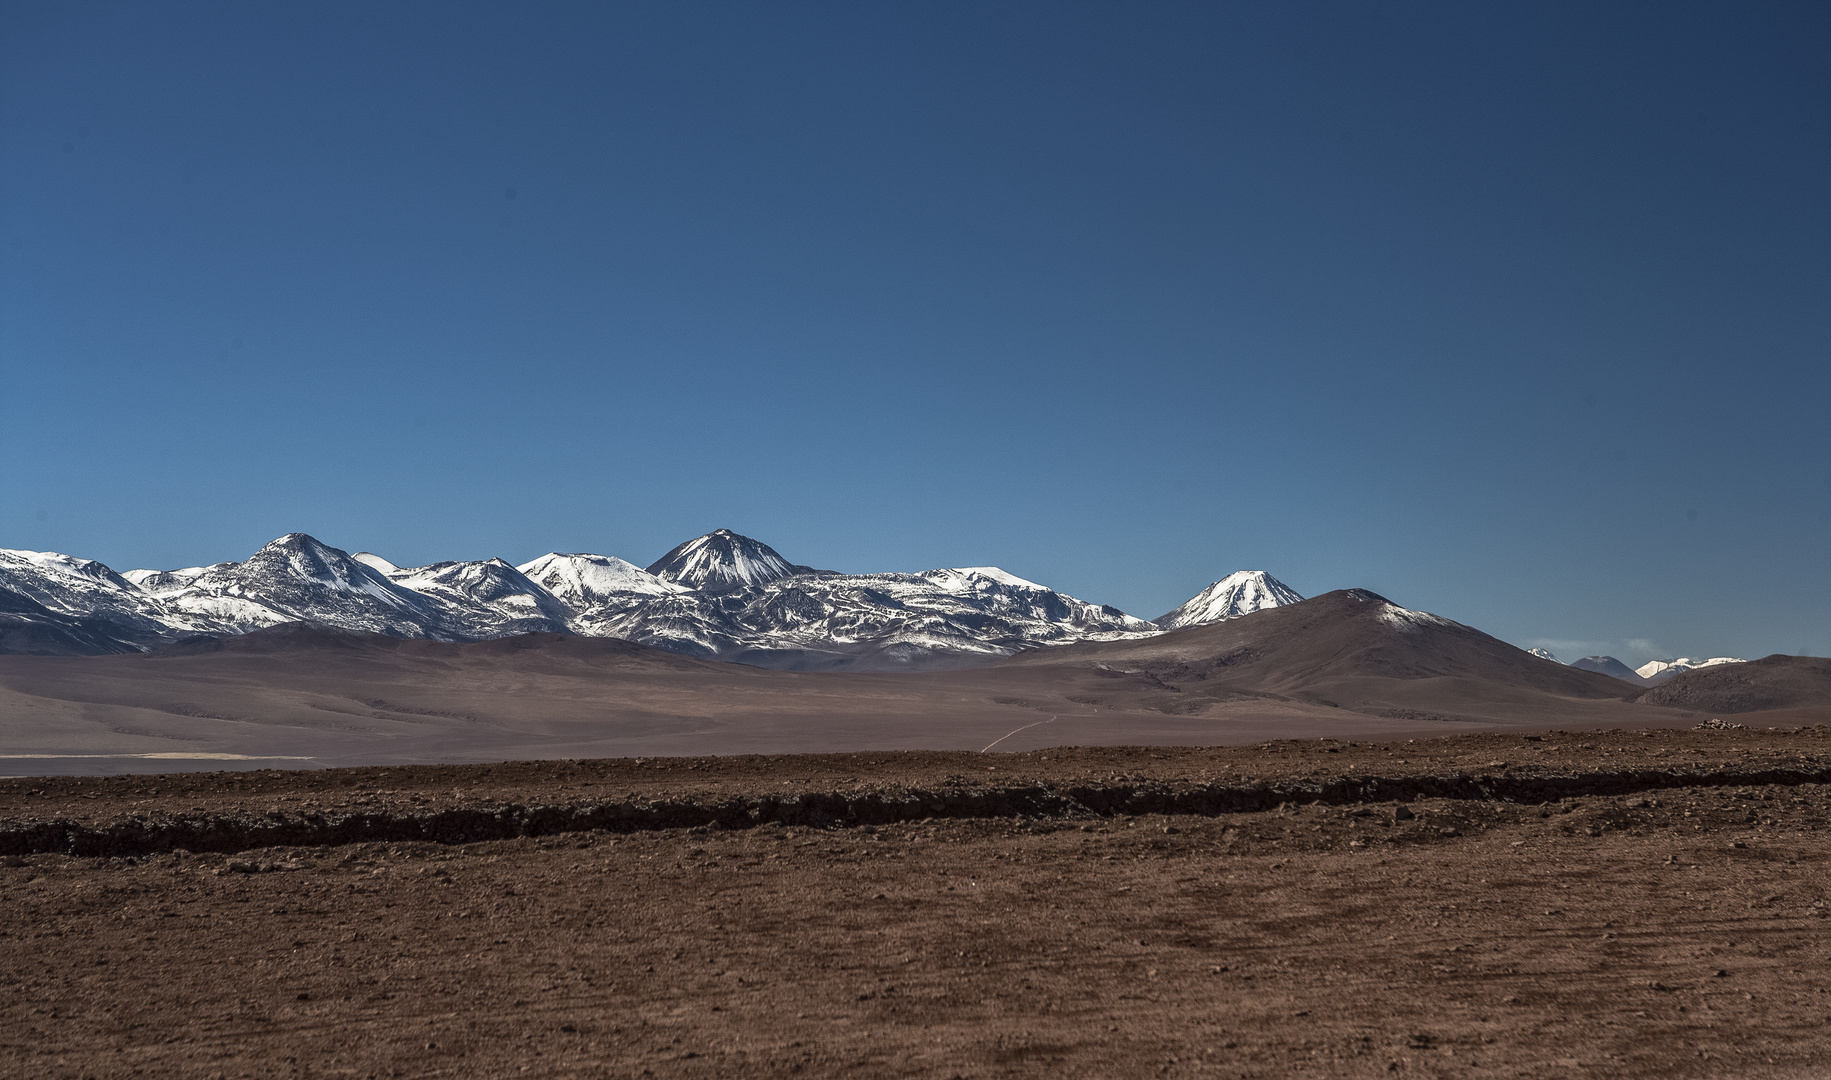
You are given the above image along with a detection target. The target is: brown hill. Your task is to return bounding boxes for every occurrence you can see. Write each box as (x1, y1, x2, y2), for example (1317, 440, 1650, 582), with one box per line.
(0, 598, 1755, 774)
(1635, 654, 1831, 714)
(998, 589, 1637, 718)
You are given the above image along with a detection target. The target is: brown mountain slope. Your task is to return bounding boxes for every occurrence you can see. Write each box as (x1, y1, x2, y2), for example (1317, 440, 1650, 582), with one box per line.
(0, 602, 1731, 775)
(997, 589, 1636, 718)
(1635, 654, 1831, 714)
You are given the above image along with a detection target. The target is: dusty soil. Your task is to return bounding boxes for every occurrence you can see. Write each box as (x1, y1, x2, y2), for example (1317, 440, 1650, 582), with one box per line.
(8, 617, 1788, 775)
(6, 726, 1831, 1078)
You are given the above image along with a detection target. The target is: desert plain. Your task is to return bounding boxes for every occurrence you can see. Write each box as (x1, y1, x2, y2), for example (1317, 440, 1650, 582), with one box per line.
(6, 723, 1831, 1079)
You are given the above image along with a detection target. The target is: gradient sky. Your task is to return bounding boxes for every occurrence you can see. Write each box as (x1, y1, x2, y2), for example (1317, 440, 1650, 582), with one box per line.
(2, 1, 1827, 664)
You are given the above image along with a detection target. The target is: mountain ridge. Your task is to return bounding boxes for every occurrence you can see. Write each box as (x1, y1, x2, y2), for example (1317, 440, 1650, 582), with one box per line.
(0, 530, 1296, 668)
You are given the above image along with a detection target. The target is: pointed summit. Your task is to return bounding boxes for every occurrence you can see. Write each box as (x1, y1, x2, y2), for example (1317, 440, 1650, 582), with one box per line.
(646, 529, 819, 593)
(1154, 570, 1303, 629)
(162, 533, 457, 637)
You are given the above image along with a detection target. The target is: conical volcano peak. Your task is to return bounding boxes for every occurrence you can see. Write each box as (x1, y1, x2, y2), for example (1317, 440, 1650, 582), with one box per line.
(1155, 570, 1303, 629)
(645, 529, 818, 593)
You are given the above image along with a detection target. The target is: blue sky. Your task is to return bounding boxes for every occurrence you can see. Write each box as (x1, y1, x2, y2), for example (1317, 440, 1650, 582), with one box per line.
(2, 1, 1827, 663)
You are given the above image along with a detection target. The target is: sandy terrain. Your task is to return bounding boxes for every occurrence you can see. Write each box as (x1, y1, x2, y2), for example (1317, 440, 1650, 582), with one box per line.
(5, 725, 1831, 1078)
(0, 616, 1747, 776)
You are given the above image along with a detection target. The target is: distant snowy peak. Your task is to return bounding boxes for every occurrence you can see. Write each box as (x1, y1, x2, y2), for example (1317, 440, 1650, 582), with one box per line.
(378, 556, 572, 636)
(645, 529, 819, 593)
(1155, 571, 1303, 629)
(517, 552, 687, 607)
(2, 548, 138, 592)
(918, 566, 1049, 593)
(1527, 648, 1561, 663)
(212, 534, 411, 604)
(351, 552, 401, 575)
(1636, 656, 1746, 682)
(122, 565, 216, 597)
(0, 546, 201, 645)
(160, 533, 455, 636)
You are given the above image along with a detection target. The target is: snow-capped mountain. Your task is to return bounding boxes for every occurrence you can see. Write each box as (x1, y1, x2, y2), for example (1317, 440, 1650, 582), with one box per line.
(517, 553, 685, 606)
(121, 565, 216, 597)
(0, 547, 207, 649)
(587, 564, 1160, 669)
(1154, 571, 1303, 629)
(0, 529, 1295, 668)
(1636, 656, 1746, 684)
(1527, 648, 1560, 662)
(360, 555, 573, 638)
(151, 533, 458, 638)
(646, 529, 821, 593)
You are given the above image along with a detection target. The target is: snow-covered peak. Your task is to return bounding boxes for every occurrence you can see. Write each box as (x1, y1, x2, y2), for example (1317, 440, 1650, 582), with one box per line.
(518, 552, 686, 607)
(0, 548, 134, 589)
(918, 566, 1049, 593)
(386, 557, 521, 590)
(1155, 570, 1303, 629)
(376, 556, 572, 635)
(645, 529, 812, 593)
(122, 565, 216, 597)
(1527, 647, 1561, 663)
(1635, 656, 1746, 680)
(351, 552, 401, 575)
(221, 534, 407, 602)
(0, 547, 217, 646)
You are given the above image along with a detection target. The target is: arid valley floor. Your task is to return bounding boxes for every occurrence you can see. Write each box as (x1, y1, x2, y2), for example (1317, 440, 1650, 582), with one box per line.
(6, 725, 1831, 1079)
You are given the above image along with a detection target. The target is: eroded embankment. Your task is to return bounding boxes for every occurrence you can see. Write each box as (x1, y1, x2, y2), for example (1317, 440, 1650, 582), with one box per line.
(5, 763, 1831, 857)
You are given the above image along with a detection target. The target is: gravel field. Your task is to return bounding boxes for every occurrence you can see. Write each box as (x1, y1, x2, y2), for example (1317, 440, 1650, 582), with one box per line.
(5, 726, 1831, 1078)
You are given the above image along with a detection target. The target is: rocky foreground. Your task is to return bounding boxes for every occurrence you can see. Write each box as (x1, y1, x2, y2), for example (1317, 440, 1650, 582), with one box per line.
(5, 726, 1831, 1078)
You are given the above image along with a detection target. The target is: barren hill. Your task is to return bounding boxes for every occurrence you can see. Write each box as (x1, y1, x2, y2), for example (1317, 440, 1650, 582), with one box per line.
(1636, 654, 1831, 714)
(0, 598, 1807, 775)
(999, 589, 1634, 716)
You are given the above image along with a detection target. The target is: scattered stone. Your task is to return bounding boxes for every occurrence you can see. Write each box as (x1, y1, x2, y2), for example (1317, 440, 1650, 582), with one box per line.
(1393, 806, 1415, 821)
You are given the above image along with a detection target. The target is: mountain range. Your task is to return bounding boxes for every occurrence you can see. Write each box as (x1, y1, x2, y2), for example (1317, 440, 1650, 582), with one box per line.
(8, 581, 1804, 773)
(0, 530, 1302, 670)
(1566, 653, 1747, 686)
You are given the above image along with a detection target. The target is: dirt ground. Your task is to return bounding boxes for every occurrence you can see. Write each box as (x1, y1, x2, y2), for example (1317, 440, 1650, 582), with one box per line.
(5, 726, 1831, 1078)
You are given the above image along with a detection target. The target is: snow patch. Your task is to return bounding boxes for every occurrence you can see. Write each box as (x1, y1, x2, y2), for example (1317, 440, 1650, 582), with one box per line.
(1635, 656, 1746, 680)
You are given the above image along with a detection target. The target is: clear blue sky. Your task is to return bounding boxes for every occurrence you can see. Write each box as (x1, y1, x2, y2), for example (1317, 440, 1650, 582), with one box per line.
(3, 1, 1827, 664)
